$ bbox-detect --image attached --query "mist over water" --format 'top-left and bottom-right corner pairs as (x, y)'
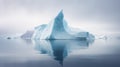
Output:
(0, 37), (120, 67)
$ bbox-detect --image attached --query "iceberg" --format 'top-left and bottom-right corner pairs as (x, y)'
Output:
(21, 30), (34, 39)
(32, 10), (94, 40)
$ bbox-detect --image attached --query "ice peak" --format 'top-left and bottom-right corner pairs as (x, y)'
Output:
(55, 10), (64, 20)
(58, 9), (63, 15)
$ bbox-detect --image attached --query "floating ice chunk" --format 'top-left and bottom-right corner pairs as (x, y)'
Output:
(21, 30), (34, 39)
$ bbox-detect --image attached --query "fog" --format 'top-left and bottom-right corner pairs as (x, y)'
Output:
(0, 0), (120, 34)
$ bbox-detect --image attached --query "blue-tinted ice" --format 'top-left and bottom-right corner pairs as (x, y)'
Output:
(32, 10), (95, 40)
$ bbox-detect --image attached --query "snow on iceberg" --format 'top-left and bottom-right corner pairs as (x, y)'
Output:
(32, 10), (95, 40)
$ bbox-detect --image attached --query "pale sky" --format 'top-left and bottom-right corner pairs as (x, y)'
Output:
(0, 0), (120, 35)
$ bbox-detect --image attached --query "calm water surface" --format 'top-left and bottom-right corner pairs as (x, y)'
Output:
(0, 37), (120, 67)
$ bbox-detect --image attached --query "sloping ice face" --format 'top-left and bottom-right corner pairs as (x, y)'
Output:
(32, 10), (95, 40)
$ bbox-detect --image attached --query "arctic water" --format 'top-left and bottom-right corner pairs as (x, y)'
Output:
(0, 36), (120, 67)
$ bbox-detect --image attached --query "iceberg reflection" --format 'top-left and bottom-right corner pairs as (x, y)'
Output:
(33, 40), (94, 65)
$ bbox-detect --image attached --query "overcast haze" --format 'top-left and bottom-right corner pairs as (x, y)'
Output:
(0, 0), (120, 35)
